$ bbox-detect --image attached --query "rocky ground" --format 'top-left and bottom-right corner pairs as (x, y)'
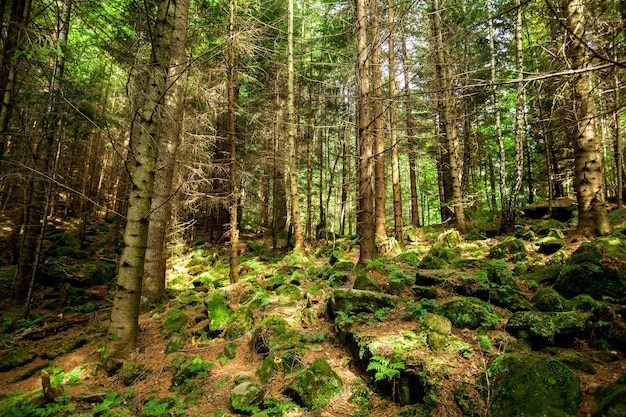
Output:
(1, 208), (626, 417)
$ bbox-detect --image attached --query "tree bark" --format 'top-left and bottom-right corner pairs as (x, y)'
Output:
(228, 0), (240, 283)
(500, 0), (525, 234)
(388, 0), (402, 242)
(107, 0), (176, 359)
(143, 0), (189, 304)
(287, 0), (304, 252)
(430, 0), (467, 233)
(401, 26), (420, 226)
(564, 0), (611, 236)
(356, 0), (376, 264)
(370, 0), (387, 245)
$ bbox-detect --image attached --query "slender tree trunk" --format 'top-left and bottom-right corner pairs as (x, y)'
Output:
(430, 0), (467, 233)
(13, 0), (69, 300)
(306, 132), (313, 239)
(107, 0), (176, 360)
(340, 121), (349, 235)
(564, 0), (611, 236)
(614, 71), (623, 208)
(356, 0), (376, 264)
(388, 0), (402, 242)
(287, 0), (304, 252)
(487, 0), (506, 216)
(500, 0), (525, 234)
(0, 0), (31, 159)
(143, 0), (189, 304)
(370, 0), (386, 245)
(228, 0), (240, 283)
(401, 26), (420, 226)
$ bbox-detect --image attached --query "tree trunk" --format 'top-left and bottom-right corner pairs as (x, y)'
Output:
(356, 0), (376, 264)
(143, 0), (189, 304)
(370, 0), (387, 245)
(228, 0), (240, 283)
(487, 0), (506, 216)
(500, 0), (525, 234)
(614, 71), (623, 208)
(13, 0), (69, 300)
(107, 0), (176, 360)
(0, 0), (31, 159)
(287, 0), (304, 253)
(430, 0), (466, 233)
(401, 26), (420, 226)
(564, 0), (611, 236)
(388, 0), (402, 242)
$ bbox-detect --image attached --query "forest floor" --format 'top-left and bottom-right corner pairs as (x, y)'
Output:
(0, 207), (625, 416)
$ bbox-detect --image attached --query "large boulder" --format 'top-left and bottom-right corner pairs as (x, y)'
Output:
(282, 358), (343, 409)
(205, 291), (233, 335)
(482, 354), (581, 417)
(329, 289), (396, 317)
(230, 381), (264, 413)
(505, 311), (592, 347)
(592, 373), (626, 417)
(438, 297), (502, 330)
(554, 237), (626, 303)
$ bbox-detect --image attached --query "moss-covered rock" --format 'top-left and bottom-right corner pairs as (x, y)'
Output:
(532, 288), (571, 312)
(554, 238), (626, 302)
(534, 236), (565, 255)
(119, 362), (148, 386)
(224, 306), (254, 340)
(541, 348), (596, 374)
(438, 297), (502, 330)
(165, 333), (186, 355)
(353, 272), (381, 292)
(251, 316), (300, 356)
(171, 356), (215, 393)
(329, 289), (397, 317)
(421, 313), (452, 351)
(592, 373), (626, 417)
(230, 381), (264, 413)
(488, 237), (528, 262)
(412, 285), (440, 299)
(282, 358), (342, 409)
(0, 347), (36, 372)
(484, 354), (581, 417)
(569, 294), (600, 311)
(256, 354), (278, 384)
(522, 264), (562, 285)
(505, 311), (592, 347)
(275, 283), (301, 301)
(162, 308), (189, 334)
(205, 292), (233, 335)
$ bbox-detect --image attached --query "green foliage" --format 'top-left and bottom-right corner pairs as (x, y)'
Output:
(403, 299), (437, 319)
(366, 355), (405, 382)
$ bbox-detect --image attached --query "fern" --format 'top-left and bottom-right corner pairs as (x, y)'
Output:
(366, 355), (405, 382)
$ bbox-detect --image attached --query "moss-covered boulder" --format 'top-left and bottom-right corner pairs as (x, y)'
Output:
(488, 237), (528, 262)
(165, 333), (186, 355)
(171, 356), (215, 393)
(282, 358), (342, 409)
(329, 289), (397, 317)
(522, 264), (562, 285)
(420, 313), (452, 351)
(532, 288), (571, 312)
(230, 381), (264, 413)
(554, 238), (626, 302)
(162, 308), (189, 335)
(275, 283), (301, 301)
(438, 297), (502, 330)
(592, 373), (626, 417)
(251, 316), (300, 356)
(541, 348), (596, 374)
(505, 311), (591, 347)
(205, 292), (232, 335)
(256, 354), (279, 384)
(419, 247), (460, 269)
(534, 236), (565, 255)
(0, 347), (36, 372)
(484, 354), (581, 417)
(224, 306), (254, 340)
(353, 272), (381, 292)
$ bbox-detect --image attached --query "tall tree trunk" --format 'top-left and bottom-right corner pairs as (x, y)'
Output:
(564, 0), (611, 236)
(13, 0), (69, 300)
(370, 0), (387, 245)
(287, 0), (304, 252)
(487, 0), (506, 216)
(107, 0), (176, 360)
(340, 120), (350, 235)
(614, 70), (623, 208)
(0, 0), (31, 159)
(388, 0), (402, 242)
(356, 0), (376, 264)
(142, 0), (189, 304)
(306, 123), (313, 239)
(401, 26), (420, 226)
(228, 0), (240, 283)
(500, 0), (525, 234)
(430, 0), (467, 233)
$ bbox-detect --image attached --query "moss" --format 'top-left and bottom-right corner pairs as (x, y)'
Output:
(162, 308), (189, 335)
(534, 236), (564, 255)
(205, 292), (232, 334)
(119, 362), (148, 386)
(256, 354), (278, 384)
(171, 356), (215, 393)
(282, 358), (343, 409)
(275, 284), (301, 301)
(0, 348), (36, 372)
(438, 297), (502, 330)
(569, 294), (600, 311)
(329, 289), (397, 317)
(230, 381), (264, 412)
(593, 378), (626, 417)
(532, 288), (571, 312)
(488, 237), (528, 262)
(505, 311), (592, 347)
(353, 272), (381, 292)
(224, 306), (254, 340)
(485, 354), (581, 417)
